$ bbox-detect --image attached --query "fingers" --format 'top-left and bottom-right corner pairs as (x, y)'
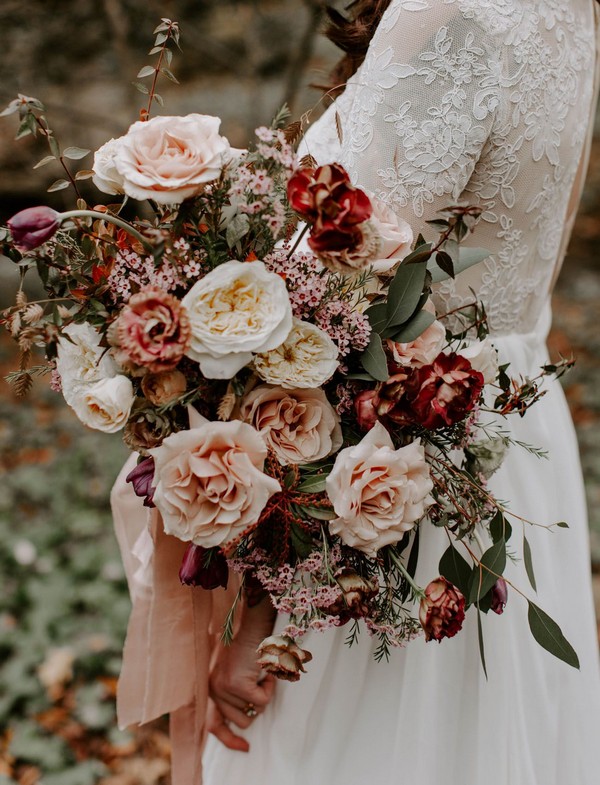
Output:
(217, 699), (255, 730)
(207, 703), (249, 753)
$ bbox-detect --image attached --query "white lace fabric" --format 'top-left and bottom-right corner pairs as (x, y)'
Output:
(301, 0), (599, 335)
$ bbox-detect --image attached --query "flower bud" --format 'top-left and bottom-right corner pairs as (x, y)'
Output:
(256, 635), (312, 682)
(125, 456), (156, 508)
(491, 577), (508, 615)
(179, 543), (228, 590)
(322, 569), (378, 621)
(419, 577), (466, 642)
(7, 206), (60, 251)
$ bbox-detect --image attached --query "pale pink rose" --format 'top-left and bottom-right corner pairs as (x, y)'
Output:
(457, 338), (498, 384)
(150, 420), (281, 549)
(108, 114), (233, 204)
(326, 422), (433, 557)
(388, 319), (446, 368)
(112, 287), (191, 374)
(238, 385), (342, 465)
(92, 137), (125, 195)
(368, 197), (414, 274)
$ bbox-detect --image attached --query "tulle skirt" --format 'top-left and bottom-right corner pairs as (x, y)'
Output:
(203, 310), (600, 785)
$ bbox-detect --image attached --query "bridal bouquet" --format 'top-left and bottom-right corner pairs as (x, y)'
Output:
(0, 21), (578, 679)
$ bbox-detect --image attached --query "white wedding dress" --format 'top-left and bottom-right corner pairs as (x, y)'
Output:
(203, 1), (600, 782)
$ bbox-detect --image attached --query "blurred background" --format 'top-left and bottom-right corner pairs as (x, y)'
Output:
(0, 2), (598, 783)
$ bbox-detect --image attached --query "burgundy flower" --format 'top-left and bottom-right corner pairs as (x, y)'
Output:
(125, 456), (156, 508)
(376, 352), (484, 430)
(287, 163), (372, 254)
(7, 206), (60, 251)
(419, 577), (466, 642)
(179, 543), (229, 590)
(491, 577), (508, 614)
(354, 389), (379, 431)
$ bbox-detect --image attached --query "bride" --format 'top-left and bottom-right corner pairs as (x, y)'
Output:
(113, 1), (600, 783)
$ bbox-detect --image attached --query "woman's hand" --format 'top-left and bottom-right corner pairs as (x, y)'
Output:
(207, 596), (277, 752)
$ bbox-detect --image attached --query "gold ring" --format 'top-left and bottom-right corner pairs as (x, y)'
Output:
(243, 702), (258, 718)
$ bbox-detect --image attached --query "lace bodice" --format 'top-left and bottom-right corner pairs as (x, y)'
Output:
(300, 0), (599, 334)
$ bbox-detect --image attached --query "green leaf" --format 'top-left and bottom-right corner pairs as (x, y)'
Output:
(75, 170), (94, 181)
(132, 81), (150, 94)
(386, 260), (428, 328)
(365, 301), (388, 333)
(154, 31), (168, 45)
(137, 65), (156, 78)
(401, 243), (433, 265)
(48, 134), (60, 158)
(439, 542), (473, 597)
(527, 601), (579, 669)
(523, 534), (537, 591)
(33, 155), (56, 169)
(489, 510), (512, 543)
(384, 308), (435, 343)
(153, 93), (164, 107)
(47, 179), (70, 193)
(429, 247), (490, 283)
(62, 146), (90, 160)
(297, 474), (328, 493)
(435, 250), (455, 278)
(226, 213), (250, 248)
(477, 609), (488, 679)
(161, 67), (179, 83)
(298, 504), (335, 521)
(468, 539), (506, 604)
(290, 521), (314, 559)
(555, 521), (569, 528)
(360, 331), (389, 381)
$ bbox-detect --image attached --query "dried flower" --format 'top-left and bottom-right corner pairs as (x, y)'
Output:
(419, 577), (466, 642)
(256, 635), (312, 681)
(123, 407), (175, 454)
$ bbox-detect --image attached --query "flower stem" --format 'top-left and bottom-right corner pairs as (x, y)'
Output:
(58, 210), (154, 251)
(286, 222), (310, 259)
(388, 548), (426, 600)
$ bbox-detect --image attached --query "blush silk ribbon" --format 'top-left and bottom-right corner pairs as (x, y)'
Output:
(111, 447), (239, 785)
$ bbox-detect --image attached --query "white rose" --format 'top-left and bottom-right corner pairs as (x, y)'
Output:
(92, 137), (125, 196)
(458, 338), (499, 384)
(56, 322), (118, 405)
(110, 114), (233, 204)
(181, 260), (293, 379)
(326, 422), (433, 558)
(71, 375), (134, 433)
(253, 317), (339, 389)
(368, 198), (414, 275)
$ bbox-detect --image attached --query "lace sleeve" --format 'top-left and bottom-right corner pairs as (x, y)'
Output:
(336, 0), (503, 231)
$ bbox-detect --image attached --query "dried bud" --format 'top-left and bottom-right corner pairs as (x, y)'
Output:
(7, 206), (60, 251)
(322, 569), (378, 621)
(256, 635), (312, 682)
(419, 577), (466, 642)
(490, 577), (508, 615)
(179, 543), (228, 590)
(123, 408), (175, 455)
(125, 456), (156, 508)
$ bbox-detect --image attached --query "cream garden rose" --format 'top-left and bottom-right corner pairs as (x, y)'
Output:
(92, 114), (233, 204)
(71, 375), (134, 433)
(181, 260), (293, 379)
(389, 319), (446, 368)
(326, 422), (433, 557)
(56, 322), (119, 406)
(254, 317), (338, 388)
(239, 385), (342, 465)
(150, 419), (281, 549)
(458, 338), (499, 384)
(368, 197), (414, 275)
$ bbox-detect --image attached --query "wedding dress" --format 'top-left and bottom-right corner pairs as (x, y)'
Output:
(201, 1), (600, 783)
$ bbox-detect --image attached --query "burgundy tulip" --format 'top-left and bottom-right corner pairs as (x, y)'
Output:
(179, 543), (229, 590)
(7, 206), (61, 251)
(491, 577), (508, 614)
(125, 456), (156, 508)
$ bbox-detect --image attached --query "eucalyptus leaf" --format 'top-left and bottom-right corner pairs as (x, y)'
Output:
(523, 534), (537, 591)
(468, 538), (506, 604)
(384, 308), (435, 343)
(489, 510), (512, 543)
(439, 542), (473, 598)
(527, 601), (580, 669)
(62, 146), (91, 160)
(297, 475), (328, 493)
(137, 65), (156, 78)
(33, 155), (56, 169)
(290, 521), (314, 559)
(429, 247), (490, 283)
(360, 331), (389, 381)
(226, 213), (250, 248)
(365, 301), (388, 334)
(477, 610), (488, 679)
(386, 260), (428, 328)
(299, 504), (335, 521)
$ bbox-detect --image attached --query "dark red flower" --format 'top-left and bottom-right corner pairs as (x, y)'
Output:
(7, 206), (60, 251)
(376, 352), (484, 430)
(491, 577), (508, 614)
(179, 543), (229, 590)
(355, 389), (379, 431)
(125, 456), (156, 508)
(419, 577), (466, 642)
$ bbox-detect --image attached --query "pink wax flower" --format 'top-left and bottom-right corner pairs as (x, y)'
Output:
(7, 206), (60, 251)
